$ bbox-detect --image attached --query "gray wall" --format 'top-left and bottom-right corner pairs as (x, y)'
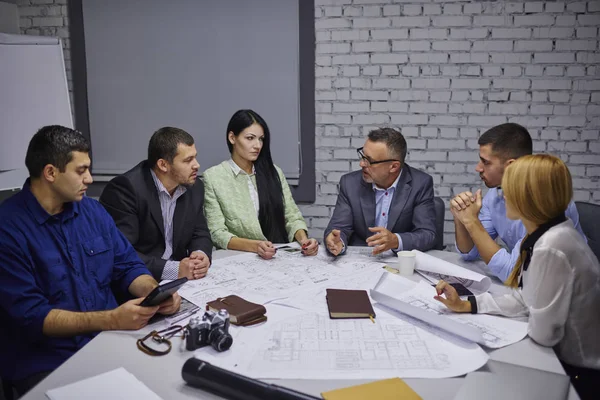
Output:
(17, 0), (600, 246)
(0, 0), (18, 34)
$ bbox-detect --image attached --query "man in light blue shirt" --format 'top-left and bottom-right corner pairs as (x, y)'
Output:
(451, 123), (586, 282)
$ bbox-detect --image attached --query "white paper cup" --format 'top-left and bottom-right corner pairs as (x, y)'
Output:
(395, 250), (416, 276)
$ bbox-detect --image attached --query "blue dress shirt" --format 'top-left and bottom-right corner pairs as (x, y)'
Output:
(373, 171), (403, 251)
(0, 181), (151, 381)
(457, 187), (586, 282)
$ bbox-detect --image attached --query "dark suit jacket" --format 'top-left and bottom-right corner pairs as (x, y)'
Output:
(324, 164), (437, 253)
(99, 161), (213, 280)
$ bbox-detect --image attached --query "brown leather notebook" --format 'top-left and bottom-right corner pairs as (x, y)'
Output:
(206, 295), (267, 326)
(326, 289), (376, 319)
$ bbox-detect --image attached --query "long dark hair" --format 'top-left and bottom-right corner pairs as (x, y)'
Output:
(226, 110), (287, 243)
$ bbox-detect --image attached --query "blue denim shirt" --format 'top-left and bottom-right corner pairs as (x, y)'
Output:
(0, 181), (151, 381)
(457, 187), (586, 282)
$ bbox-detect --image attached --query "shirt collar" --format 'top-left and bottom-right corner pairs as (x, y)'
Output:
(228, 159), (256, 176)
(372, 169), (402, 192)
(22, 179), (78, 225)
(517, 213), (567, 288)
(150, 169), (186, 198)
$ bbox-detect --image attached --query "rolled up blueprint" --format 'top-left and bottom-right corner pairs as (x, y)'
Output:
(370, 273), (528, 349)
(370, 274), (484, 345)
(414, 251), (492, 292)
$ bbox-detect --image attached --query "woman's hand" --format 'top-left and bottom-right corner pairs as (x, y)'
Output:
(300, 238), (319, 256)
(257, 241), (276, 260)
(433, 280), (472, 313)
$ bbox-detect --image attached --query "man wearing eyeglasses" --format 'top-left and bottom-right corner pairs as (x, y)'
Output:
(324, 127), (437, 256)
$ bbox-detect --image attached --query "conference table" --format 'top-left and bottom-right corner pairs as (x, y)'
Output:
(22, 249), (580, 400)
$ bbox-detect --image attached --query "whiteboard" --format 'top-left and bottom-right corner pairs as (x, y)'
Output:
(81, 0), (301, 177)
(0, 33), (73, 173)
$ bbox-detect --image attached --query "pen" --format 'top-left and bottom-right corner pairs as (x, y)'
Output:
(168, 307), (200, 325)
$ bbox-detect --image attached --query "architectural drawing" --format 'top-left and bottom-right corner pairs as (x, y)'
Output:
(178, 248), (384, 308)
(238, 312), (489, 379)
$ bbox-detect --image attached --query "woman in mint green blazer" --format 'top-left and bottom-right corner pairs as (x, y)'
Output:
(203, 109), (318, 259)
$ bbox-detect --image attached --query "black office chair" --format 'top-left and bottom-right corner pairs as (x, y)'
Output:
(433, 197), (445, 251)
(575, 201), (600, 261)
(1, 378), (15, 400)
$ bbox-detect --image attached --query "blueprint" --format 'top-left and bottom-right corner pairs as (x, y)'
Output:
(178, 247), (384, 308)
(372, 274), (528, 349)
(195, 310), (489, 379)
(272, 268), (386, 314)
(413, 251), (492, 292)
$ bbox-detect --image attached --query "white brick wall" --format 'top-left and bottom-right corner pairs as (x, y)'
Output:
(310, 0), (600, 246)
(18, 0), (600, 248)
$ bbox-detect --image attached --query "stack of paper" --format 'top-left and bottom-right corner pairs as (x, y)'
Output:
(46, 368), (162, 400)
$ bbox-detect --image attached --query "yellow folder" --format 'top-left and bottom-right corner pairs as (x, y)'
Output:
(321, 378), (422, 400)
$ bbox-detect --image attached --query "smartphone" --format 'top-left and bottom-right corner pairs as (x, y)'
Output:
(276, 245), (301, 253)
(140, 277), (188, 307)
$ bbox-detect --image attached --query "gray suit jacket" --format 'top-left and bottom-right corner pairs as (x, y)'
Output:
(324, 164), (437, 253)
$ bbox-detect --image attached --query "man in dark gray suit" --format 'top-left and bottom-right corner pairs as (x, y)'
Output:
(324, 128), (436, 256)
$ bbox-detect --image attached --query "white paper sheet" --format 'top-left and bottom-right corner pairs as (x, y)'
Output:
(46, 367), (162, 400)
(195, 310), (489, 380)
(413, 250), (492, 292)
(178, 247), (384, 308)
(371, 274), (528, 349)
(272, 268), (387, 314)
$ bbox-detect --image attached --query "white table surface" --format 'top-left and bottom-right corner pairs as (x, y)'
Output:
(21, 249), (579, 400)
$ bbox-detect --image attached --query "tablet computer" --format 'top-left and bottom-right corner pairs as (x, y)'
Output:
(140, 277), (188, 307)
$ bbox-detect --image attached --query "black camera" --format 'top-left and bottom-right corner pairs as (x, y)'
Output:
(185, 309), (233, 352)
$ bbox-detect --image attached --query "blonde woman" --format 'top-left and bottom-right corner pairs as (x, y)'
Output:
(434, 154), (599, 399)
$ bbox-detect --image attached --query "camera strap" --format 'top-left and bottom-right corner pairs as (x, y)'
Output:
(136, 324), (185, 356)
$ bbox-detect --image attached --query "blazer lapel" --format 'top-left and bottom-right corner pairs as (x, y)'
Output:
(143, 166), (165, 238)
(386, 166), (412, 230)
(360, 179), (376, 229)
(172, 195), (186, 253)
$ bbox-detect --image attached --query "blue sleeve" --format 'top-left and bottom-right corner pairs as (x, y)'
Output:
(456, 191), (499, 261)
(0, 228), (54, 344)
(566, 201), (588, 243)
(100, 206), (152, 295)
(487, 237), (524, 282)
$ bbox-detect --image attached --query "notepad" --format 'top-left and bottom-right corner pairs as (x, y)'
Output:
(46, 367), (163, 400)
(326, 289), (375, 319)
(322, 378), (422, 400)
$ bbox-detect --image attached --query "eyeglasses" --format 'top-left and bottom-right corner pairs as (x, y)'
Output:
(356, 147), (400, 167)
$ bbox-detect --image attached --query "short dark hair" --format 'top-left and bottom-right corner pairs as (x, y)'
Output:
(478, 123), (532, 160)
(25, 125), (90, 179)
(367, 127), (407, 164)
(148, 127), (194, 167)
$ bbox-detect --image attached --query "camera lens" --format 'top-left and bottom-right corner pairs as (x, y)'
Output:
(208, 328), (233, 352)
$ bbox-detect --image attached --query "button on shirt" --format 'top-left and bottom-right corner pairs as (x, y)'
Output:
(150, 171), (209, 280)
(457, 187), (586, 282)
(228, 159), (259, 216)
(0, 181), (150, 381)
(373, 171), (403, 251)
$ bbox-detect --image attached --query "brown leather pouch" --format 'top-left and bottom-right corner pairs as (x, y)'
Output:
(206, 295), (267, 326)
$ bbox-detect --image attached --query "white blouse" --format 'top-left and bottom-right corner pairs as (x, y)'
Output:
(475, 220), (600, 370)
(228, 159), (259, 216)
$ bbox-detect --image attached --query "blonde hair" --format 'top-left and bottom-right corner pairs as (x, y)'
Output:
(503, 154), (573, 287)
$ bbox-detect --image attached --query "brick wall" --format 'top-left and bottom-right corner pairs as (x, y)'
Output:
(309, 0), (600, 245)
(17, 0), (600, 247)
